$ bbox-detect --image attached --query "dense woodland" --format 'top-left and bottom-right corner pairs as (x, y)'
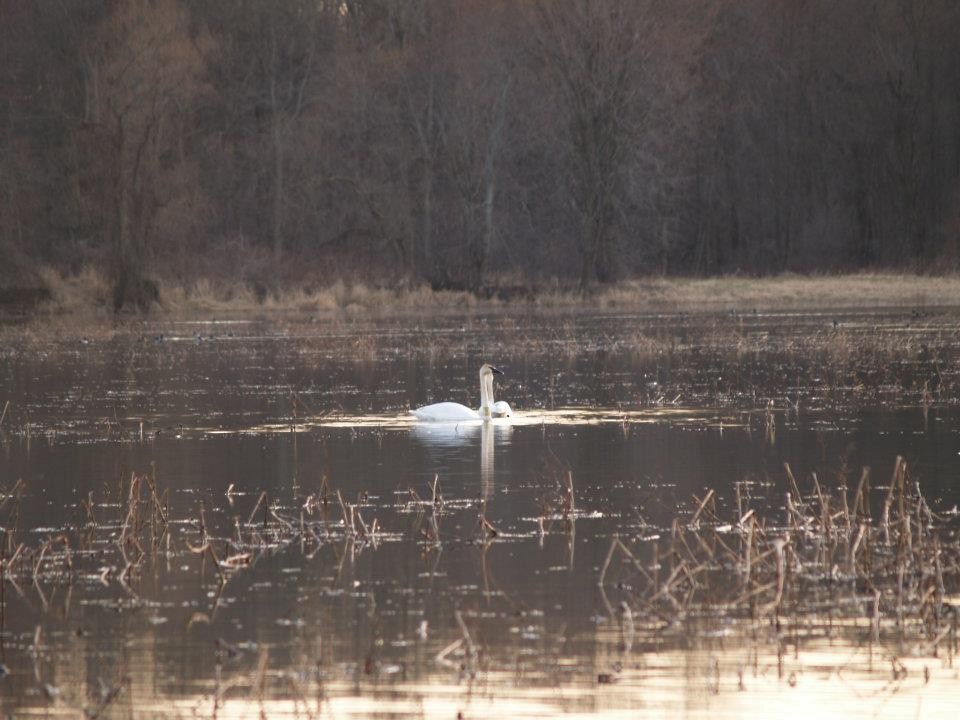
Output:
(2, 1), (960, 307)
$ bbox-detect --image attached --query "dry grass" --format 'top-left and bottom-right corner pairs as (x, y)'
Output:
(18, 267), (960, 321)
(36, 267), (113, 317)
(32, 269), (479, 317)
(580, 273), (960, 310)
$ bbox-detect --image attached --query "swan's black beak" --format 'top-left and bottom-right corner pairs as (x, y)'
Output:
(491, 366), (504, 375)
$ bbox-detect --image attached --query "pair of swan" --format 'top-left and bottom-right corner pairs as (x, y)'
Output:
(412, 364), (512, 421)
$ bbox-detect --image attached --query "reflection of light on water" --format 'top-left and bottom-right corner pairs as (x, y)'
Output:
(481, 421), (493, 493)
(167, 319), (255, 325)
(207, 407), (742, 436)
(410, 420), (481, 446)
(151, 636), (957, 719)
(409, 419), (513, 446)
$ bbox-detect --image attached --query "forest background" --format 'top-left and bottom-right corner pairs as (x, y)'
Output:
(2, 1), (959, 310)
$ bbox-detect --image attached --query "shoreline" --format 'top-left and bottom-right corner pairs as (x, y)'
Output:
(2, 271), (960, 324)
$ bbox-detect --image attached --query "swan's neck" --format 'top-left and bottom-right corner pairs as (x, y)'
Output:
(479, 370), (494, 417)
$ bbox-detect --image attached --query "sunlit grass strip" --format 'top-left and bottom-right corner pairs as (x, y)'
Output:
(21, 267), (960, 318)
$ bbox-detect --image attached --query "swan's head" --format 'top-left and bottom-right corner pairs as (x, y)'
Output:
(479, 363), (504, 379)
(491, 400), (512, 417)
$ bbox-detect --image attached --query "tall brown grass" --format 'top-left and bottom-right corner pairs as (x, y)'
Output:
(23, 267), (960, 319)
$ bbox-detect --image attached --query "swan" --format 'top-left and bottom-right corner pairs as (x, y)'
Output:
(412, 364), (510, 421)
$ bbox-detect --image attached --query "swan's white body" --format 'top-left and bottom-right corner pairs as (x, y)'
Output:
(412, 364), (511, 421)
(411, 401), (480, 421)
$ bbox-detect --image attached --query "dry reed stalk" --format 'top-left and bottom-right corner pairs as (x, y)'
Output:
(83, 491), (96, 526)
(270, 509), (294, 532)
(7, 542), (24, 570)
(354, 508), (369, 539)
(142, 474), (168, 526)
(478, 501), (499, 540)
(811, 472), (832, 543)
(651, 561), (687, 603)
(253, 647), (269, 703)
(840, 477), (851, 536)
(881, 456), (904, 544)
(427, 506), (440, 543)
(764, 403), (776, 444)
(118, 474), (141, 548)
(335, 490), (352, 533)
(32, 539), (50, 579)
(246, 492), (268, 526)
(871, 588), (881, 642)
(565, 471), (576, 517)
(784, 463), (802, 504)
(0, 400), (9, 428)
(785, 492), (801, 533)
(189, 542), (226, 584)
(434, 638), (464, 668)
(690, 489), (715, 526)
(454, 611), (476, 663)
(743, 518), (755, 588)
(56, 535), (73, 575)
(849, 523), (867, 572)
(407, 487), (424, 509)
(619, 601), (635, 653)
(197, 502), (208, 546)
(762, 538), (788, 615)
(598, 538), (619, 587)
(0, 479), (25, 514)
(221, 552), (251, 568)
(318, 475), (332, 506)
(858, 467), (872, 519)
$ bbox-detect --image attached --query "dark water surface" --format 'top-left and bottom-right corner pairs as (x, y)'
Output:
(2, 309), (960, 718)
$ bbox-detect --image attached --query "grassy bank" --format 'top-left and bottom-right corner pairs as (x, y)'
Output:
(10, 268), (960, 320)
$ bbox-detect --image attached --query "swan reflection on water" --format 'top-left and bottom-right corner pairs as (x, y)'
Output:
(410, 420), (512, 497)
(409, 418), (512, 447)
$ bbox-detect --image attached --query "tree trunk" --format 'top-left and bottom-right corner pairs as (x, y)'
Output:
(270, 32), (285, 269)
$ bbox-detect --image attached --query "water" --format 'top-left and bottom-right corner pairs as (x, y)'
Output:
(2, 309), (960, 718)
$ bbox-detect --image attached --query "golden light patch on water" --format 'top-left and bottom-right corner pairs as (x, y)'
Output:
(204, 407), (743, 436)
(120, 638), (959, 720)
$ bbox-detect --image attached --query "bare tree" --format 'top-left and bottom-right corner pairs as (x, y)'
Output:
(79, 0), (209, 308)
(533, 0), (650, 288)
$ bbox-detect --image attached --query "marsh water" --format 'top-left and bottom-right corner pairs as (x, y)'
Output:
(2, 309), (960, 718)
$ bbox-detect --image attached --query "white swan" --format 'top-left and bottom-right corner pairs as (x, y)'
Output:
(412, 364), (510, 421)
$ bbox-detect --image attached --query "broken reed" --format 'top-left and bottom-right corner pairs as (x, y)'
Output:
(0, 465), (387, 593)
(600, 457), (959, 653)
(0, 469), (174, 590)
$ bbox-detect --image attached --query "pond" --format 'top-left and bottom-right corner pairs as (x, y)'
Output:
(1, 308), (959, 718)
